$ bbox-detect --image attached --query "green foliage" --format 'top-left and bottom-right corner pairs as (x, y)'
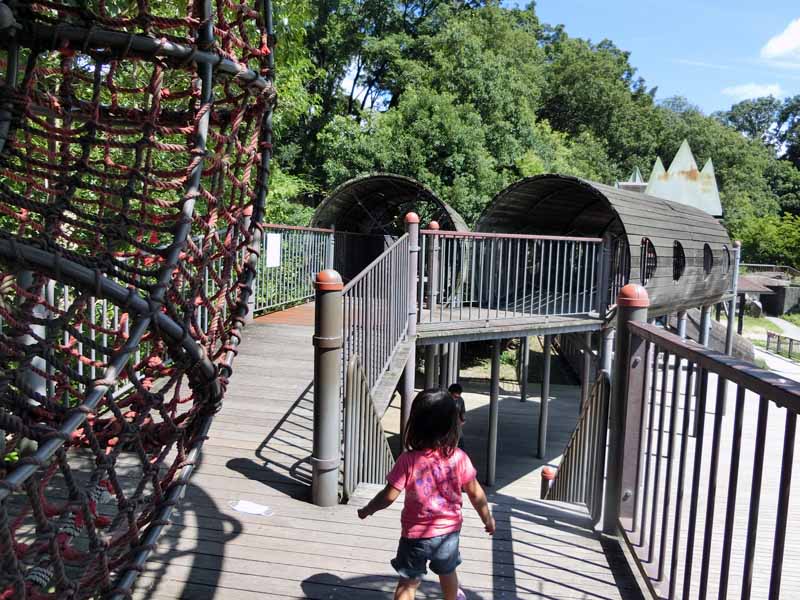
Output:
(733, 213), (800, 268)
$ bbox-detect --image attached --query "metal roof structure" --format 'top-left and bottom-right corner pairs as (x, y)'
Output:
(644, 140), (723, 217)
(311, 173), (468, 235)
(476, 174), (732, 316)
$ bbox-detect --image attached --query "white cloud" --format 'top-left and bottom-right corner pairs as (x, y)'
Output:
(761, 18), (800, 66)
(721, 83), (783, 101)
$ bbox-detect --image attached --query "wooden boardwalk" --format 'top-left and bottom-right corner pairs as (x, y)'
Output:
(132, 304), (643, 599)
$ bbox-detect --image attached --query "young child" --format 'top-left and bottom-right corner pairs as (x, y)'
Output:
(357, 389), (495, 600)
(448, 383), (466, 450)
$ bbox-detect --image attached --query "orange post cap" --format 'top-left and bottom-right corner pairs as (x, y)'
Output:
(405, 212), (420, 224)
(617, 283), (649, 308)
(541, 466), (557, 481)
(428, 221), (440, 231)
(315, 269), (343, 291)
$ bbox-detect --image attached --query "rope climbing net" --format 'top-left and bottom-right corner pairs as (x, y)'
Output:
(0, 0), (274, 596)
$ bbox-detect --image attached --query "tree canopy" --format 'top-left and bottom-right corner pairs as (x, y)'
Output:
(270, 0), (800, 266)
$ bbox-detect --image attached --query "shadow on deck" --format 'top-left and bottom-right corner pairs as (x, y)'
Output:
(132, 304), (643, 599)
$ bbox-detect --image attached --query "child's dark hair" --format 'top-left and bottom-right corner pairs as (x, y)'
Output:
(448, 383), (463, 395)
(404, 389), (460, 456)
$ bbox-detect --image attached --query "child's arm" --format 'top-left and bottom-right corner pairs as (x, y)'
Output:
(464, 478), (496, 535)
(357, 484), (401, 519)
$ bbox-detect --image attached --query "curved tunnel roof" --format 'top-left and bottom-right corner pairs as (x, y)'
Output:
(311, 173), (468, 235)
(477, 174), (732, 315)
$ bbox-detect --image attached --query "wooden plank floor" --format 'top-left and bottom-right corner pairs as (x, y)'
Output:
(132, 307), (644, 599)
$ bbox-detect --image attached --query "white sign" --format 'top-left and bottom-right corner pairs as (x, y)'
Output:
(266, 233), (282, 267)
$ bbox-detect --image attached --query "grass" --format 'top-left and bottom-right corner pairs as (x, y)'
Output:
(783, 313), (800, 328)
(718, 315), (782, 340)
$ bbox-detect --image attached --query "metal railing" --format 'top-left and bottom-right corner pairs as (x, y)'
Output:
(766, 330), (800, 360)
(740, 263), (800, 281)
(342, 234), (410, 394)
(544, 372), (610, 524)
(617, 320), (799, 599)
(252, 224), (334, 314)
(342, 355), (396, 500)
(418, 230), (604, 325)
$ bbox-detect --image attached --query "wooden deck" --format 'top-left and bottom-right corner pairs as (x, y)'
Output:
(132, 305), (644, 599)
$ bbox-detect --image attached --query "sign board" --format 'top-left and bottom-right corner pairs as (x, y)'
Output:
(265, 233), (282, 267)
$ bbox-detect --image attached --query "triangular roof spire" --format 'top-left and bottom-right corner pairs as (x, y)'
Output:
(648, 156), (666, 181)
(628, 166), (644, 183)
(667, 139), (699, 174)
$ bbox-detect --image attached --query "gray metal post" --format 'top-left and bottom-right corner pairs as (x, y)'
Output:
(581, 331), (592, 408)
(451, 342), (459, 384)
(600, 326), (614, 375)
(737, 293), (745, 335)
(424, 345), (437, 388)
(402, 213), (420, 433)
(603, 284), (649, 534)
(242, 206), (256, 323)
(520, 336), (529, 402)
(427, 220), (440, 317)
(438, 343), (450, 388)
(538, 334), (552, 459)
(312, 269), (344, 507)
(677, 310), (688, 339)
(487, 339), (501, 486)
(724, 241), (741, 357)
(326, 227), (335, 270)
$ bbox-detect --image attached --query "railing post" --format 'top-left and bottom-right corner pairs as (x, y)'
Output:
(326, 226), (335, 270)
(241, 206), (256, 323)
(603, 284), (649, 534)
(520, 336), (529, 402)
(424, 221), (440, 389)
(402, 213), (420, 435)
(312, 269), (343, 507)
(724, 240), (740, 357)
(597, 237), (612, 315)
(581, 331), (592, 409)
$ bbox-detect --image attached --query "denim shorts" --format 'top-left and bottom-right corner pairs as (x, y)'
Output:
(391, 531), (462, 579)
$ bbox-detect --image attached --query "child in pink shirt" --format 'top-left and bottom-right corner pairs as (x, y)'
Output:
(357, 389), (496, 600)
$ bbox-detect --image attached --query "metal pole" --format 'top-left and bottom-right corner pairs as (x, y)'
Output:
(402, 213), (420, 434)
(439, 343), (449, 388)
(312, 269), (344, 507)
(581, 331), (592, 409)
(428, 221), (440, 319)
(603, 284), (649, 534)
(600, 326), (614, 375)
(538, 334), (552, 459)
(424, 345), (437, 388)
(326, 226), (335, 270)
(677, 310), (688, 339)
(724, 241), (741, 357)
(242, 206), (256, 323)
(487, 339), (501, 486)
(737, 293), (745, 336)
(520, 336), (529, 402)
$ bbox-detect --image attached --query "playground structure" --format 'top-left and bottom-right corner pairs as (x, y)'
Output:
(0, 2), (797, 597)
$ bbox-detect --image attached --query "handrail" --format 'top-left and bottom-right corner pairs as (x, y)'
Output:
(766, 330), (799, 360)
(618, 319), (799, 598)
(629, 321), (800, 409)
(342, 355), (396, 500)
(343, 233), (409, 292)
(263, 223), (335, 234)
(544, 372), (610, 525)
(421, 229), (603, 243)
(740, 263), (800, 278)
(342, 234), (410, 394)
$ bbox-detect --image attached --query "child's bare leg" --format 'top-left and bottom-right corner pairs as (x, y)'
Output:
(394, 578), (420, 600)
(439, 571), (459, 600)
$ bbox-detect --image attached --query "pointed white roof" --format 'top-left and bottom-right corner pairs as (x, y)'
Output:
(644, 140), (722, 217)
(628, 166), (644, 183)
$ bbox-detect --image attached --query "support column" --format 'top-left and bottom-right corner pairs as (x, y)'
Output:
(581, 331), (592, 409)
(603, 284), (649, 534)
(600, 327), (615, 375)
(677, 310), (688, 339)
(486, 339), (501, 486)
(242, 206), (256, 323)
(724, 242), (741, 357)
(438, 343), (450, 388)
(312, 270), (344, 507)
(538, 334), (552, 459)
(424, 345), (437, 388)
(402, 213), (420, 433)
(450, 342), (459, 384)
(520, 336), (529, 402)
(737, 293), (745, 336)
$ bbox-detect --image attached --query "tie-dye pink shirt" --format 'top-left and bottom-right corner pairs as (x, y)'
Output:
(387, 448), (477, 539)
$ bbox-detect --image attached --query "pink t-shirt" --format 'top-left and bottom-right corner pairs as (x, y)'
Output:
(386, 448), (477, 539)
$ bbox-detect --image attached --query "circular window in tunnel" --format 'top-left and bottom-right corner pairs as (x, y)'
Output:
(673, 241), (686, 281)
(722, 245), (731, 274)
(640, 238), (657, 285)
(703, 243), (714, 277)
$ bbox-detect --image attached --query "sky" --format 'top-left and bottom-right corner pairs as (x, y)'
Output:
(529, 1), (800, 114)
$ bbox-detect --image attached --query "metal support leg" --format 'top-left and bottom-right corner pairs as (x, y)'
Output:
(520, 336), (529, 402)
(487, 339), (501, 486)
(538, 334), (552, 459)
(581, 331), (592, 409)
(438, 343), (449, 388)
(424, 345), (437, 388)
(312, 270), (344, 507)
(402, 214), (420, 433)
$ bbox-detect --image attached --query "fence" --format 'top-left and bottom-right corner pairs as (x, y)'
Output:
(544, 372), (610, 524)
(342, 356), (396, 500)
(342, 234), (410, 394)
(614, 319), (799, 599)
(417, 230), (604, 325)
(766, 330), (800, 360)
(740, 263), (800, 281)
(252, 224), (334, 314)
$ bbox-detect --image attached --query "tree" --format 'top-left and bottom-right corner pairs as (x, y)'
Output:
(715, 96), (781, 146)
(778, 95), (800, 168)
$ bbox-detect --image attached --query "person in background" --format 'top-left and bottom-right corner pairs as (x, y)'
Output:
(357, 389), (495, 600)
(448, 383), (466, 450)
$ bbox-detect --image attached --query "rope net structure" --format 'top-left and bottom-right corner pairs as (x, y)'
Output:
(0, 0), (275, 597)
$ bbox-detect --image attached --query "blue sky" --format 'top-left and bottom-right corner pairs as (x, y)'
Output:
(529, 1), (800, 113)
